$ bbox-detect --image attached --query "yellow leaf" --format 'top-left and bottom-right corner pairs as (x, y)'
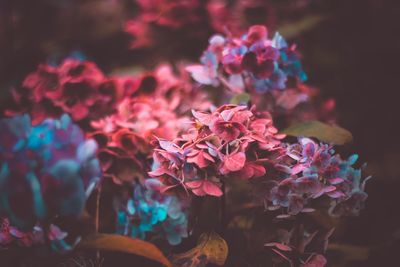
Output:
(78, 234), (172, 267)
(172, 232), (228, 266)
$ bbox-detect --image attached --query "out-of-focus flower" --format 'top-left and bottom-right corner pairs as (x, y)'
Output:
(124, 0), (204, 48)
(0, 218), (74, 253)
(4, 59), (128, 124)
(90, 64), (211, 184)
(0, 114), (101, 230)
(207, 0), (276, 35)
(91, 95), (189, 184)
(149, 104), (285, 197)
(135, 0), (201, 29)
(116, 183), (188, 245)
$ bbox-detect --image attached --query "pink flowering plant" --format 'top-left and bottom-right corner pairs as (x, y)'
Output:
(148, 104), (285, 197)
(0, 4), (371, 265)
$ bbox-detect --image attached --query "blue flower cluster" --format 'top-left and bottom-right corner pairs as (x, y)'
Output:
(0, 114), (101, 230)
(116, 183), (188, 245)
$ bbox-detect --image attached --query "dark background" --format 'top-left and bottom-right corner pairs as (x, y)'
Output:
(1, 0), (400, 266)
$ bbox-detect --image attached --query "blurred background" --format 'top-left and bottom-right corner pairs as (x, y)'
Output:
(1, 0), (400, 265)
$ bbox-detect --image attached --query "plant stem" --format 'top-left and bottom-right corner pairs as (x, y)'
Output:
(95, 182), (102, 263)
(220, 180), (226, 232)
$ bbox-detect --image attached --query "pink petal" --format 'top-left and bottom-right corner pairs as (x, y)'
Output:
(158, 140), (182, 153)
(192, 187), (206, 196)
(185, 65), (216, 85)
(203, 180), (223, 197)
(185, 180), (203, 189)
(148, 167), (167, 177)
(327, 190), (346, 198)
(264, 242), (292, 251)
(192, 110), (214, 126)
(328, 177), (344, 185)
(224, 152), (246, 172)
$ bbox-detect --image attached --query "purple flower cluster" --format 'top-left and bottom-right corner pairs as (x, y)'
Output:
(186, 25), (307, 94)
(264, 138), (370, 217)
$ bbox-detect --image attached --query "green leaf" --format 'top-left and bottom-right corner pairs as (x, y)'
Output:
(230, 93), (250, 105)
(78, 234), (172, 267)
(277, 15), (327, 39)
(281, 121), (353, 145)
(172, 232), (228, 267)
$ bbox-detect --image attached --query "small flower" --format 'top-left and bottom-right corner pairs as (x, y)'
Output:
(244, 25), (268, 46)
(222, 46), (247, 74)
(116, 183), (188, 245)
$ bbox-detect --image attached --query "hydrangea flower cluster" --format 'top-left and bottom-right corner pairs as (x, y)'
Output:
(116, 183), (188, 245)
(90, 95), (188, 184)
(149, 104), (285, 196)
(263, 137), (370, 217)
(89, 64), (209, 184)
(184, 24), (336, 127)
(137, 64), (211, 114)
(125, 0), (203, 48)
(148, 104), (369, 220)
(186, 25), (307, 93)
(124, 0), (313, 50)
(206, 0), (276, 35)
(0, 114), (101, 231)
(4, 59), (133, 124)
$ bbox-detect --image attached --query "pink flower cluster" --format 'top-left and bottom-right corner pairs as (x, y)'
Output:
(124, 0), (309, 49)
(89, 64), (210, 184)
(90, 96), (188, 184)
(5, 59), (133, 124)
(125, 0), (203, 48)
(148, 104), (369, 220)
(148, 104), (285, 196)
